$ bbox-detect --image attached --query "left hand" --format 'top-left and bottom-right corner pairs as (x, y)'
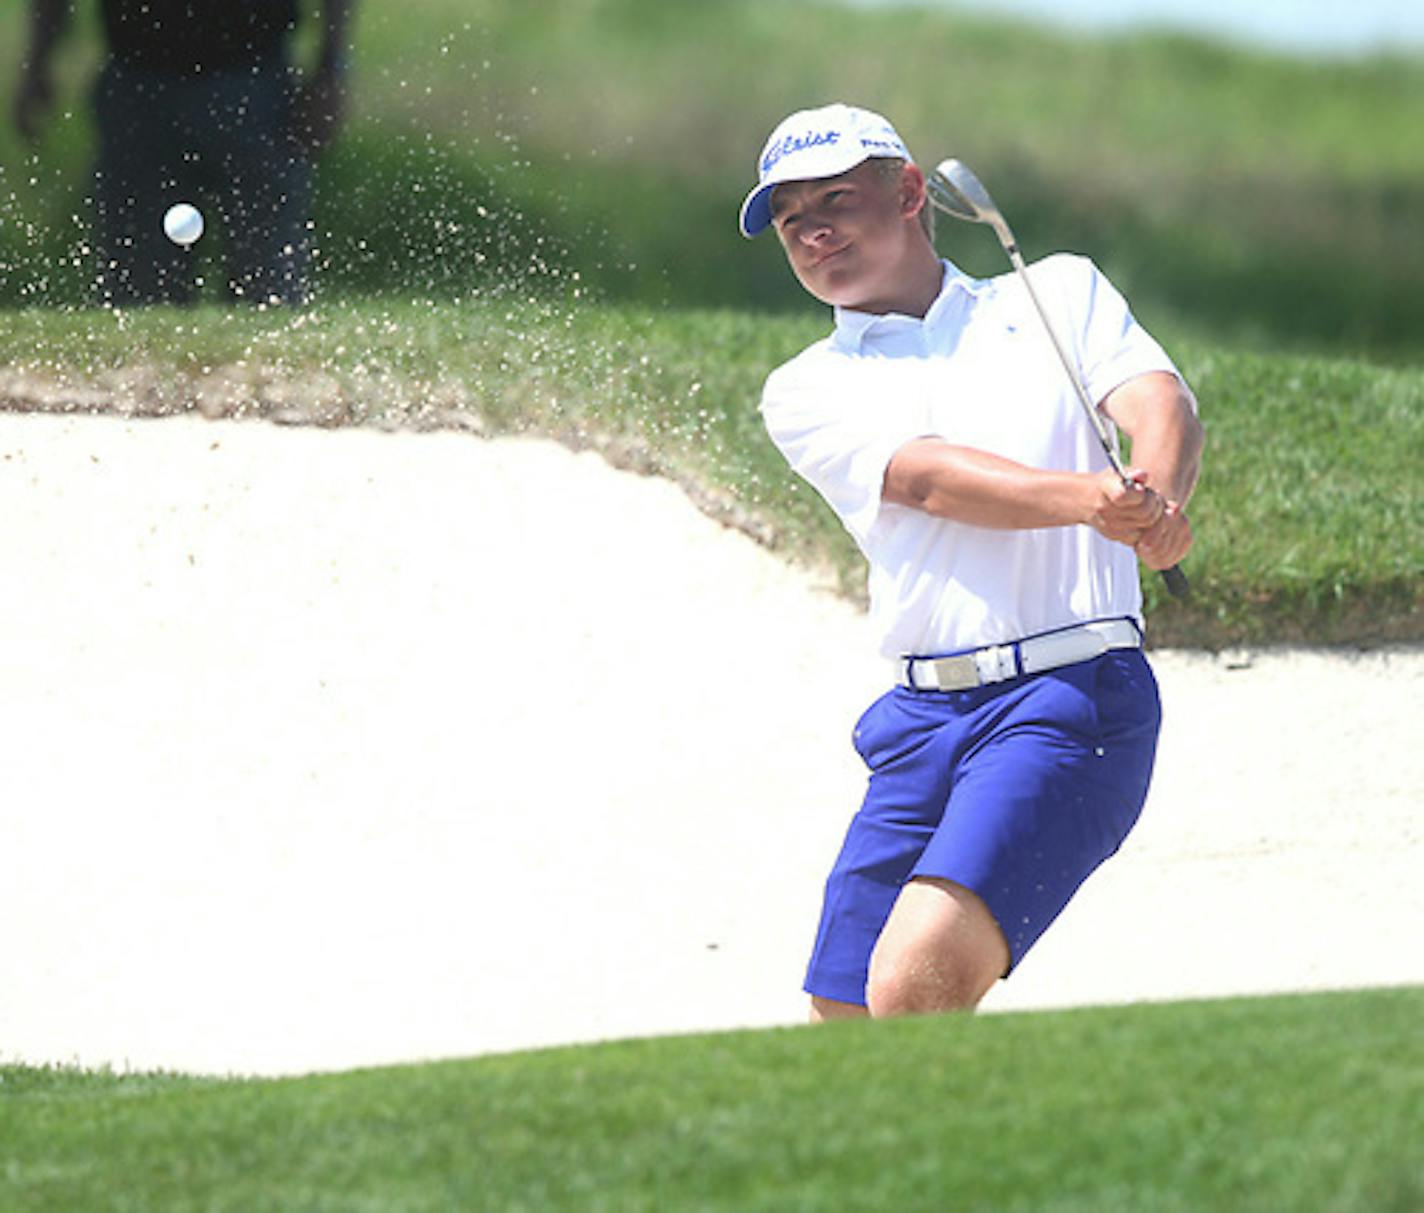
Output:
(1135, 499), (1194, 570)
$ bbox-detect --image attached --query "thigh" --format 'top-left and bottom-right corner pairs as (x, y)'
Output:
(868, 875), (1009, 1012)
(914, 652), (1161, 970)
(802, 690), (969, 1006)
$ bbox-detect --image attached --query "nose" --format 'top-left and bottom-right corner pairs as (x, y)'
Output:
(797, 215), (833, 247)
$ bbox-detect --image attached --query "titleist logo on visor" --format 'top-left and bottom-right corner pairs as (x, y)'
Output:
(761, 130), (906, 176)
(761, 129), (841, 174)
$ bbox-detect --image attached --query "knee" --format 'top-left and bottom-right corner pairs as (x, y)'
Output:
(865, 955), (990, 1018)
(864, 877), (1009, 1017)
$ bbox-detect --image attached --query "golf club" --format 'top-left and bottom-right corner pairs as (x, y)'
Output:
(927, 158), (1190, 599)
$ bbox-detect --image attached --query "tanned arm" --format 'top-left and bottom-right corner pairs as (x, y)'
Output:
(1100, 370), (1204, 570)
(881, 369), (1203, 562)
(883, 440), (1168, 549)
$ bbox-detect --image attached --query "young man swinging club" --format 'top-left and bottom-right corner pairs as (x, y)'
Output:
(740, 104), (1204, 1021)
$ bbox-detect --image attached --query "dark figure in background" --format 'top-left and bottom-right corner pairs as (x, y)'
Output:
(13, 0), (357, 305)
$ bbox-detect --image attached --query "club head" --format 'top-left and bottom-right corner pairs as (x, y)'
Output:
(927, 159), (987, 221)
(927, 158), (1016, 250)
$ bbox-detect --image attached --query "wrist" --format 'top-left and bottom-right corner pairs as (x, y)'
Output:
(1070, 472), (1105, 528)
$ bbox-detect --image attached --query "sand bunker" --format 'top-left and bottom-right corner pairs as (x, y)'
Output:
(2, 411), (1419, 1076)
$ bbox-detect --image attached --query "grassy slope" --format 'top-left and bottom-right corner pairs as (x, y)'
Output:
(2, 1), (1423, 359)
(326, 0), (1424, 359)
(2, 0), (1422, 643)
(3, 300), (1420, 646)
(3, 988), (1422, 1211)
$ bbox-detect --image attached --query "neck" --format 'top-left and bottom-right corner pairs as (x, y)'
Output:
(894, 246), (946, 318)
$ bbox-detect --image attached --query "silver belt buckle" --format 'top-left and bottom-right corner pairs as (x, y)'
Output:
(917, 653), (979, 692)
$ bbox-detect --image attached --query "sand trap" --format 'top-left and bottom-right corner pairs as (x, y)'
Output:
(2, 411), (1420, 1077)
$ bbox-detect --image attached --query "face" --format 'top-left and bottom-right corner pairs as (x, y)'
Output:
(770, 159), (928, 313)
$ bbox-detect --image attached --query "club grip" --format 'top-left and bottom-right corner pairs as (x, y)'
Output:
(1159, 564), (1190, 599)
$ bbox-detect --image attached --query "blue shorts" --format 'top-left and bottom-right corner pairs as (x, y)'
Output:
(804, 649), (1161, 1005)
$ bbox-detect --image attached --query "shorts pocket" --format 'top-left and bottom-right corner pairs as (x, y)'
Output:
(851, 691), (894, 766)
(1093, 651), (1162, 745)
(1036, 662), (1103, 744)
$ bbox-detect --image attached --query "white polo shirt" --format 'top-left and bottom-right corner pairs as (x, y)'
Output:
(760, 254), (1186, 658)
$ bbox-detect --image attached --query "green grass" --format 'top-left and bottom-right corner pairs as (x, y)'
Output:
(2, 0), (1423, 358)
(3, 297), (1420, 646)
(2, 9), (1421, 1198)
(3, 987), (1421, 1211)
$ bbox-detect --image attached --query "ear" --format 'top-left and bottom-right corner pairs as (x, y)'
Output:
(900, 163), (928, 221)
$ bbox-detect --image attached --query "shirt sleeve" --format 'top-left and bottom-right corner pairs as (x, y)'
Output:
(1040, 254), (1184, 407)
(760, 349), (929, 551)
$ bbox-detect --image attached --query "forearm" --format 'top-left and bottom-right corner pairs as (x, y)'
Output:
(1105, 373), (1204, 506)
(1126, 412), (1201, 508)
(884, 439), (1095, 530)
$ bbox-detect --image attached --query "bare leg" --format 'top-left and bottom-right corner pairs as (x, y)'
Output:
(865, 876), (1009, 1016)
(809, 995), (870, 1023)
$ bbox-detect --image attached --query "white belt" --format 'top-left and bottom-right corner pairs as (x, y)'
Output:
(898, 619), (1142, 693)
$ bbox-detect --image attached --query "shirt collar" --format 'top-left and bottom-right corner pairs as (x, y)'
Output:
(831, 260), (987, 352)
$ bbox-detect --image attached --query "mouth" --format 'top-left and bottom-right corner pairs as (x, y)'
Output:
(811, 243), (851, 269)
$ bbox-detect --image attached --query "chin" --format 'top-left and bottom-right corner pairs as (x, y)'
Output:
(798, 268), (867, 310)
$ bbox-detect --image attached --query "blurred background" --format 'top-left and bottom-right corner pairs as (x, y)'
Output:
(2, 0), (1421, 359)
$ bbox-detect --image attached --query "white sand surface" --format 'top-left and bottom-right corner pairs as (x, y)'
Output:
(2, 411), (1420, 1077)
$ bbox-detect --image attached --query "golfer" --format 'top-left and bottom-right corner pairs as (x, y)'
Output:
(740, 104), (1203, 1021)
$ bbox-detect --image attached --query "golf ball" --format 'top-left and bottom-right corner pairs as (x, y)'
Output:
(163, 203), (204, 246)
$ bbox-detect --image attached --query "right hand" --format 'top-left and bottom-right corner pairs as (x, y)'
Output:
(1084, 467), (1166, 547)
(13, 68), (54, 142)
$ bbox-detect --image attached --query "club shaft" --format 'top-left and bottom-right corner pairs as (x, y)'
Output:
(975, 210), (1191, 599)
(1003, 247), (1127, 478)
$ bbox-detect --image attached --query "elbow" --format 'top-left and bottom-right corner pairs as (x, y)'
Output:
(883, 445), (939, 515)
(883, 475), (934, 516)
(1181, 385), (1206, 449)
(884, 461), (952, 517)
(1177, 412), (1206, 502)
